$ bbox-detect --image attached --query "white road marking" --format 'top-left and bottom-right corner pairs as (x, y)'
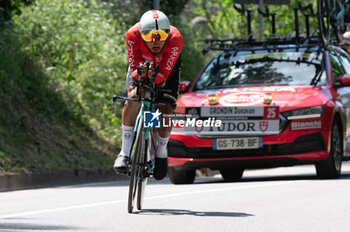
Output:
(0, 181), (303, 219)
(0, 200), (126, 219)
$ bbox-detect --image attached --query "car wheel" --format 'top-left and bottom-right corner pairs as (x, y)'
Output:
(316, 121), (343, 179)
(168, 167), (195, 184)
(219, 168), (244, 181)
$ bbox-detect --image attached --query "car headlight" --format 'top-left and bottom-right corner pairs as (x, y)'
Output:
(282, 106), (323, 120)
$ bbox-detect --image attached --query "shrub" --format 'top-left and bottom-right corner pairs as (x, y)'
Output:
(14, 0), (128, 144)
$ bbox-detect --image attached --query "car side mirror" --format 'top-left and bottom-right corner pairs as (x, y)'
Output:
(179, 81), (191, 93)
(338, 74), (350, 85)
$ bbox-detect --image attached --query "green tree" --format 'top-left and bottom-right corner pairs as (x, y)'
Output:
(188, 0), (317, 40)
(0, 0), (35, 22)
(112, 0), (190, 26)
(14, 0), (128, 143)
(135, 0), (190, 16)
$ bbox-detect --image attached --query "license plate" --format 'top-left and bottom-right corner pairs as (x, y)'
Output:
(213, 137), (262, 150)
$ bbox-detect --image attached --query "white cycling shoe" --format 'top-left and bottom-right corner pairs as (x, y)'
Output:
(113, 154), (129, 174)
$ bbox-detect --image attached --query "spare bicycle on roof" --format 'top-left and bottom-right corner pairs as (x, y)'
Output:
(317, 0), (350, 48)
(205, 0), (350, 51)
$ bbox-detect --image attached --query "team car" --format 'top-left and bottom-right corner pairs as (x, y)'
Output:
(167, 37), (350, 184)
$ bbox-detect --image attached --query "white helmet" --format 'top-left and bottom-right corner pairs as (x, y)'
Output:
(139, 10), (170, 33)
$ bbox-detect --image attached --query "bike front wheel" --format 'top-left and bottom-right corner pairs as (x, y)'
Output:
(137, 173), (148, 210)
(128, 116), (145, 213)
(137, 131), (152, 210)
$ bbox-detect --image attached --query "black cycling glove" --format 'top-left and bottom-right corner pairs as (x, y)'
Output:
(137, 61), (149, 77)
(150, 62), (159, 79)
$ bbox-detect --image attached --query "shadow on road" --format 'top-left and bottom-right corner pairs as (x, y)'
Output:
(194, 171), (350, 185)
(135, 209), (254, 217)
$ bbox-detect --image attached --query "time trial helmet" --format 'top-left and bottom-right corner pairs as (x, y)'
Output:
(139, 10), (170, 42)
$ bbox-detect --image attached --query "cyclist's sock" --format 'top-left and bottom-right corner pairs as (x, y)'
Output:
(156, 135), (169, 158)
(120, 125), (134, 157)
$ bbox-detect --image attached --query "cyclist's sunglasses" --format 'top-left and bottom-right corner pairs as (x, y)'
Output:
(141, 29), (169, 42)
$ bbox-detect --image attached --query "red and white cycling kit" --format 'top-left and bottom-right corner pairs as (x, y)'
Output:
(126, 23), (184, 85)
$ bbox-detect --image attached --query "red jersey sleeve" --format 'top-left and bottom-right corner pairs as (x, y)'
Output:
(155, 26), (184, 84)
(126, 24), (143, 81)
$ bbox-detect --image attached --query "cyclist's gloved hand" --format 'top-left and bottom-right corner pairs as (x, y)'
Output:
(148, 62), (159, 79)
(137, 61), (149, 78)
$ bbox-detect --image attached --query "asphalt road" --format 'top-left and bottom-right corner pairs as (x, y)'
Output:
(1, 162), (350, 232)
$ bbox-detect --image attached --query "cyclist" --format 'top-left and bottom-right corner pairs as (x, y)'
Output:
(113, 10), (183, 180)
(342, 31), (350, 54)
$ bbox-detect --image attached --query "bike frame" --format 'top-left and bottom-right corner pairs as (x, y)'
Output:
(133, 100), (151, 145)
(113, 76), (173, 213)
(113, 81), (160, 213)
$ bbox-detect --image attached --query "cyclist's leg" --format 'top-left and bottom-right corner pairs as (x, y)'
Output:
(153, 55), (181, 180)
(114, 67), (141, 173)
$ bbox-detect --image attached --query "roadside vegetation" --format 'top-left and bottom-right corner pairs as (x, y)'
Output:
(0, 0), (316, 174)
(0, 20), (116, 173)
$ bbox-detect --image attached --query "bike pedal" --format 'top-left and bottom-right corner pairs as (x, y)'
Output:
(114, 167), (128, 175)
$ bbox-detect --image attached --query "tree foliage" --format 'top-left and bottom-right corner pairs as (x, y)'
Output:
(0, 18), (115, 173)
(14, 0), (128, 143)
(189, 0), (317, 40)
(0, 0), (35, 22)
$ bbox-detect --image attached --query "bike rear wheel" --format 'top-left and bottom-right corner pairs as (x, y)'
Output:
(128, 116), (145, 213)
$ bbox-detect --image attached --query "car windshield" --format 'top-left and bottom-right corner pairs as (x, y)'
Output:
(194, 51), (327, 90)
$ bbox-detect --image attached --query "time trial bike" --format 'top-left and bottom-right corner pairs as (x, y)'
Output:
(113, 76), (169, 213)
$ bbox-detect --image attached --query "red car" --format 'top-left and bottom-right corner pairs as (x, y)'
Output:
(168, 38), (350, 184)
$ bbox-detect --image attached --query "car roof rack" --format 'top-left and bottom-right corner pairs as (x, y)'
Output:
(201, 1), (346, 54)
(202, 36), (322, 55)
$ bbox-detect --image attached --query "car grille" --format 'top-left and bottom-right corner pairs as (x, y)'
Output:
(168, 132), (326, 159)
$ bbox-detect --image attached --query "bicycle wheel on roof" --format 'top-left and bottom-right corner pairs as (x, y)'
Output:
(317, 0), (346, 47)
(345, 0), (350, 26)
